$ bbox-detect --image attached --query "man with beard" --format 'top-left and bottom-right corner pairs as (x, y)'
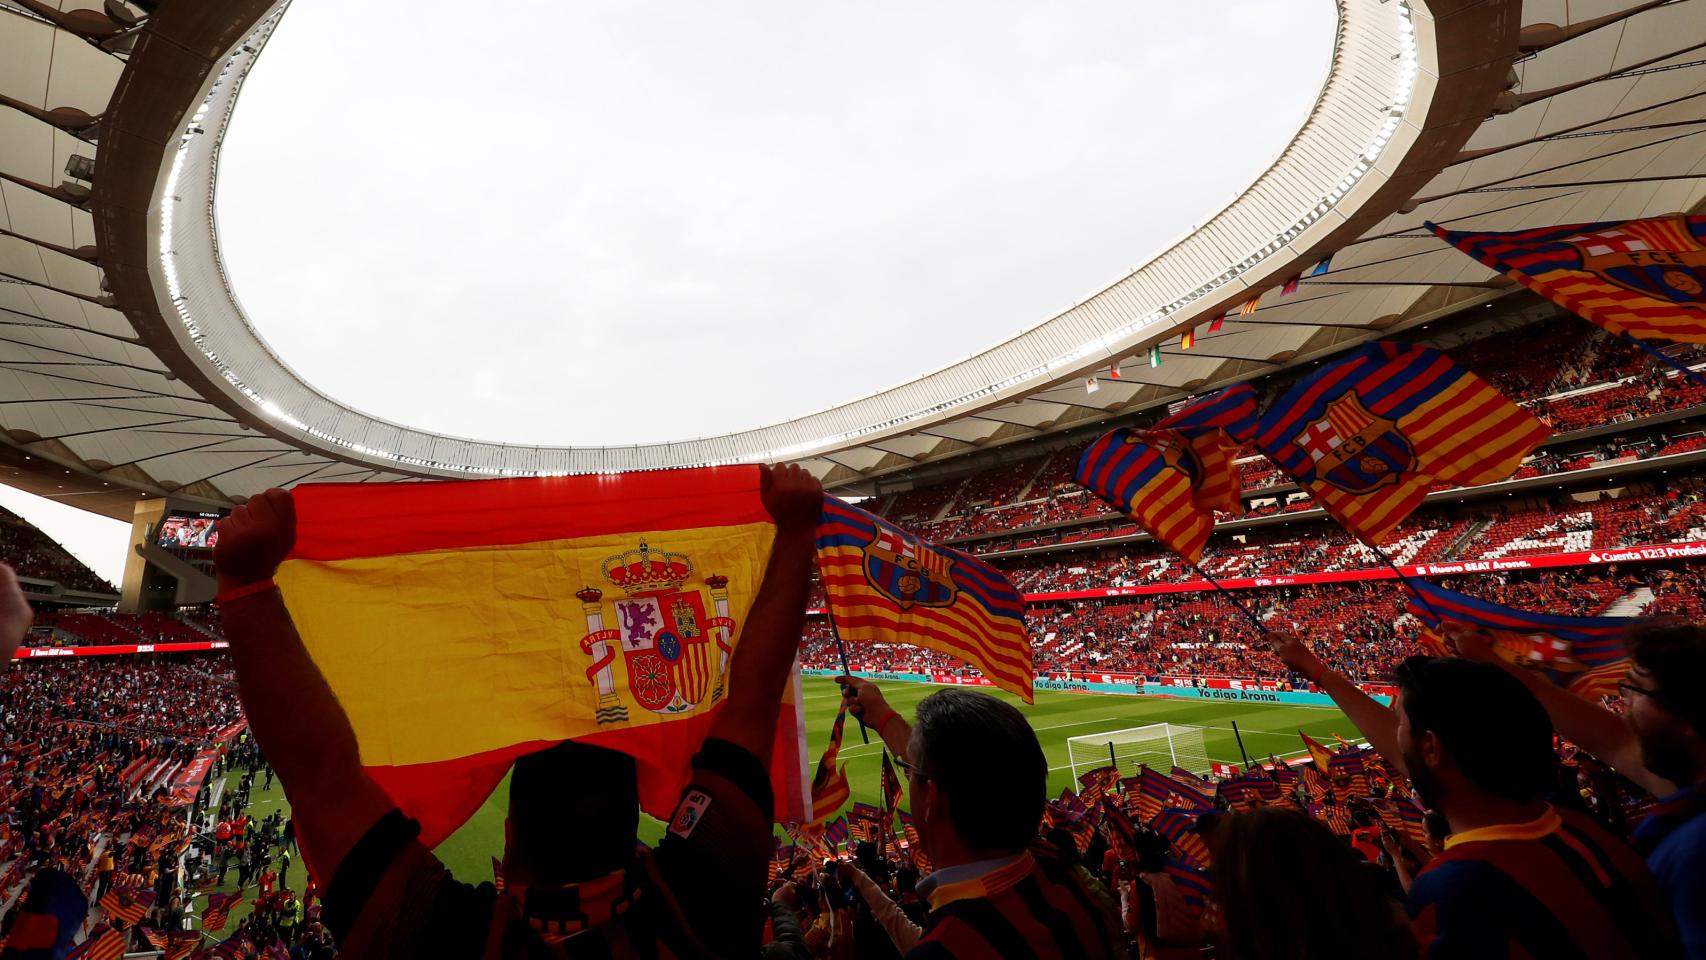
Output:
(1447, 619), (1706, 958)
(1273, 635), (1679, 958)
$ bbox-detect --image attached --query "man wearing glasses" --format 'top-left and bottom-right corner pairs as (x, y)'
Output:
(1450, 620), (1706, 959)
(835, 676), (1126, 960)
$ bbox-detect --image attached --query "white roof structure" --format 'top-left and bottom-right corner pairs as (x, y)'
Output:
(1, 0), (1704, 518)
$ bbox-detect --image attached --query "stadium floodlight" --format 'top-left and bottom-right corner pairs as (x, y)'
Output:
(1066, 723), (1210, 782)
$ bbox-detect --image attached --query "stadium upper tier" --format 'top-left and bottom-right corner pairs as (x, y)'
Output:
(2, 1), (1704, 515)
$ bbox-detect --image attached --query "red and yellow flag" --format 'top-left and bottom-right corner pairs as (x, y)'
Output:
(816, 499), (1032, 701)
(1432, 214), (1706, 344)
(274, 467), (809, 846)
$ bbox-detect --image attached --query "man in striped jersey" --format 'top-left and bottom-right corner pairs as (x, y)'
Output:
(839, 677), (1127, 959)
(1396, 656), (1681, 958)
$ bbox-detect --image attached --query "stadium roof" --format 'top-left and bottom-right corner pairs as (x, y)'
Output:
(1, 0), (1704, 518)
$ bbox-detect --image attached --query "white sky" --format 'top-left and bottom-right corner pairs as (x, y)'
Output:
(5, 0), (1331, 588)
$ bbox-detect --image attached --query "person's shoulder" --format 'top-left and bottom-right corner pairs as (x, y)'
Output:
(1408, 853), (1512, 911)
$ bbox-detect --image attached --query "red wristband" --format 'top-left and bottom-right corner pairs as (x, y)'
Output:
(216, 580), (277, 606)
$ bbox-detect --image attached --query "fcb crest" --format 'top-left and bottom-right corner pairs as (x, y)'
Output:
(574, 542), (739, 722)
(1561, 215), (1706, 308)
(1294, 393), (1414, 495)
(1134, 430), (1203, 490)
(863, 526), (957, 610)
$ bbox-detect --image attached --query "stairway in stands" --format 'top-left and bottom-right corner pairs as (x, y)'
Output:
(1606, 587), (1656, 618)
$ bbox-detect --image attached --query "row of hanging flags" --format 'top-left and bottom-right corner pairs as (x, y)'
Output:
(1074, 213), (1706, 700)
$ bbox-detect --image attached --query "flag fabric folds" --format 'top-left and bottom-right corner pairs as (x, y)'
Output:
(1180, 328), (1197, 350)
(1243, 341), (1550, 545)
(1431, 215), (1706, 345)
(880, 751), (903, 821)
(65, 925), (123, 960)
(809, 705), (852, 825)
(1299, 731), (1333, 775)
(1151, 808), (1211, 868)
(201, 892), (241, 933)
(1077, 427), (1217, 563)
(1164, 858), (1212, 915)
(1403, 580), (1634, 698)
(817, 498), (1033, 701)
(273, 468), (810, 846)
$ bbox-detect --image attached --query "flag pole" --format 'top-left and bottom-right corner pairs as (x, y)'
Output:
(1188, 562), (1267, 632)
(826, 614), (871, 744)
(1617, 331), (1706, 392)
(1370, 544), (1445, 628)
(1230, 720), (1255, 771)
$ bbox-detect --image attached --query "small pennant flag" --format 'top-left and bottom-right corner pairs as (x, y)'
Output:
(1309, 256), (1332, 276)
(1239, 296), (1260, 316)
(1180, 328), (1196, 350)
(1281, 274), (1302, 296)
(1149, 345), (1162, 368)
(1085, 376), (1100, 394)
(1109, 360), (1122, 380)
(1208, 314), (1227, 334)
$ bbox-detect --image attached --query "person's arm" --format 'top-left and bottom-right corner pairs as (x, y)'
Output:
(212, 489), (395, 879)
(841, 862), (923, 953)
(834, 676), (911, 758)
(0, 563), (31, 664)
(1445, 623), (1676, 797)
(1379, 827), (1415, 895)
(1270, 631), (1405, 776)
(705, 464), (822, 766)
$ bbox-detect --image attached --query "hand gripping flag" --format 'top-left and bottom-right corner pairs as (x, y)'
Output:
(809, 705), (852, 825)
(1247, 342), (1550, 545)
(816, 498), (1032, 700)
(1431, 215), (1706, 344)
(273, 468), (810, 846)
(1403, 580), (1634, 698)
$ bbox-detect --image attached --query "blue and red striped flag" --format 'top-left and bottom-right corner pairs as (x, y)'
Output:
(823, 815), (850, 848)
(817, 498), (1032, 700)
(200, 892), (241, 933)
(1151, 808), (1212, 868)
(1403, 579), (1633, 698)
(808, 704), (852, 825)
(1432, 215), (1706, 344)
(1075, 384), (1257, 563)
(65, 924), (124, 960)
(1164, 857), (1213, 915)
(1245, 341), (1550, 545)
(1167, 766), (1218, 809)
(1076, 766), (1120, 808)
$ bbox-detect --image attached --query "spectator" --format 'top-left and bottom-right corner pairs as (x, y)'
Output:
(213, 471), (821, 959)
(1211, 807), (1417, 960)
(838, 676), (1127, 959)
(1450, 619), (1706, 958)
(1393, 656), (1680, 958)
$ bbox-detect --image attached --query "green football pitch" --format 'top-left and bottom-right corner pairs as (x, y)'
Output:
(205, 676), (1351, 924)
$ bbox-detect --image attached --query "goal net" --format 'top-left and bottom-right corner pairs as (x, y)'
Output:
(1066, 723), (1211, 782)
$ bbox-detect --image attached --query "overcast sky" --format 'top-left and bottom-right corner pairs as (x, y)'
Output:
(8, 0), (1330, 588)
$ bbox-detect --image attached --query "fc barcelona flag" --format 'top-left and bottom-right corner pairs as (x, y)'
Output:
(1432, 215), (1706, 344)
(1077, 426), (1215, 562)
(272, 468), (811, 848)
(809, 705), (852, 825)
(1403, 580), (1633, 698)
(816, 498), (1032, 701)
(1246, 342), (1549, 545)
(1155, 385), (1260, 515)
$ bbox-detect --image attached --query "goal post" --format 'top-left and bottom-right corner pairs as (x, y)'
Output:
(1066, 723), (1210, 782)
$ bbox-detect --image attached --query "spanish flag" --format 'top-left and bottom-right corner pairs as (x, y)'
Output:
(816, 498), (1032, 701)
(1245, 341), (1550, 546)
(1432, 215), (1706, 344)
(273, 467), (809, 846)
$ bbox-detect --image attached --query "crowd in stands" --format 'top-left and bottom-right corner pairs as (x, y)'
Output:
(0, 507), (115, 594)
(29, 610), (224, 649)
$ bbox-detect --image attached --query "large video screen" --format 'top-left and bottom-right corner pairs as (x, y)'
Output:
(158, 514), (220, 550)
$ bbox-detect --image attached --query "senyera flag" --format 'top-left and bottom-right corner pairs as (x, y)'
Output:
(1431, 214), (1706, 344)
(1076, 386), (1256, 563)
(816, 498), (1033, 701)
(1403, 579), (1634, 698)
(1249, 341), (1550, 546)
(273, 467), (810, 847)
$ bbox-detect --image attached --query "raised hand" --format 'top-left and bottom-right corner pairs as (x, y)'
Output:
(1269, 630), (1327, 683)
(214, 488), (297, 593)
(0, 563), (31, 664)
(760, 463), (824, 532)
(835, 674), (897, 730)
